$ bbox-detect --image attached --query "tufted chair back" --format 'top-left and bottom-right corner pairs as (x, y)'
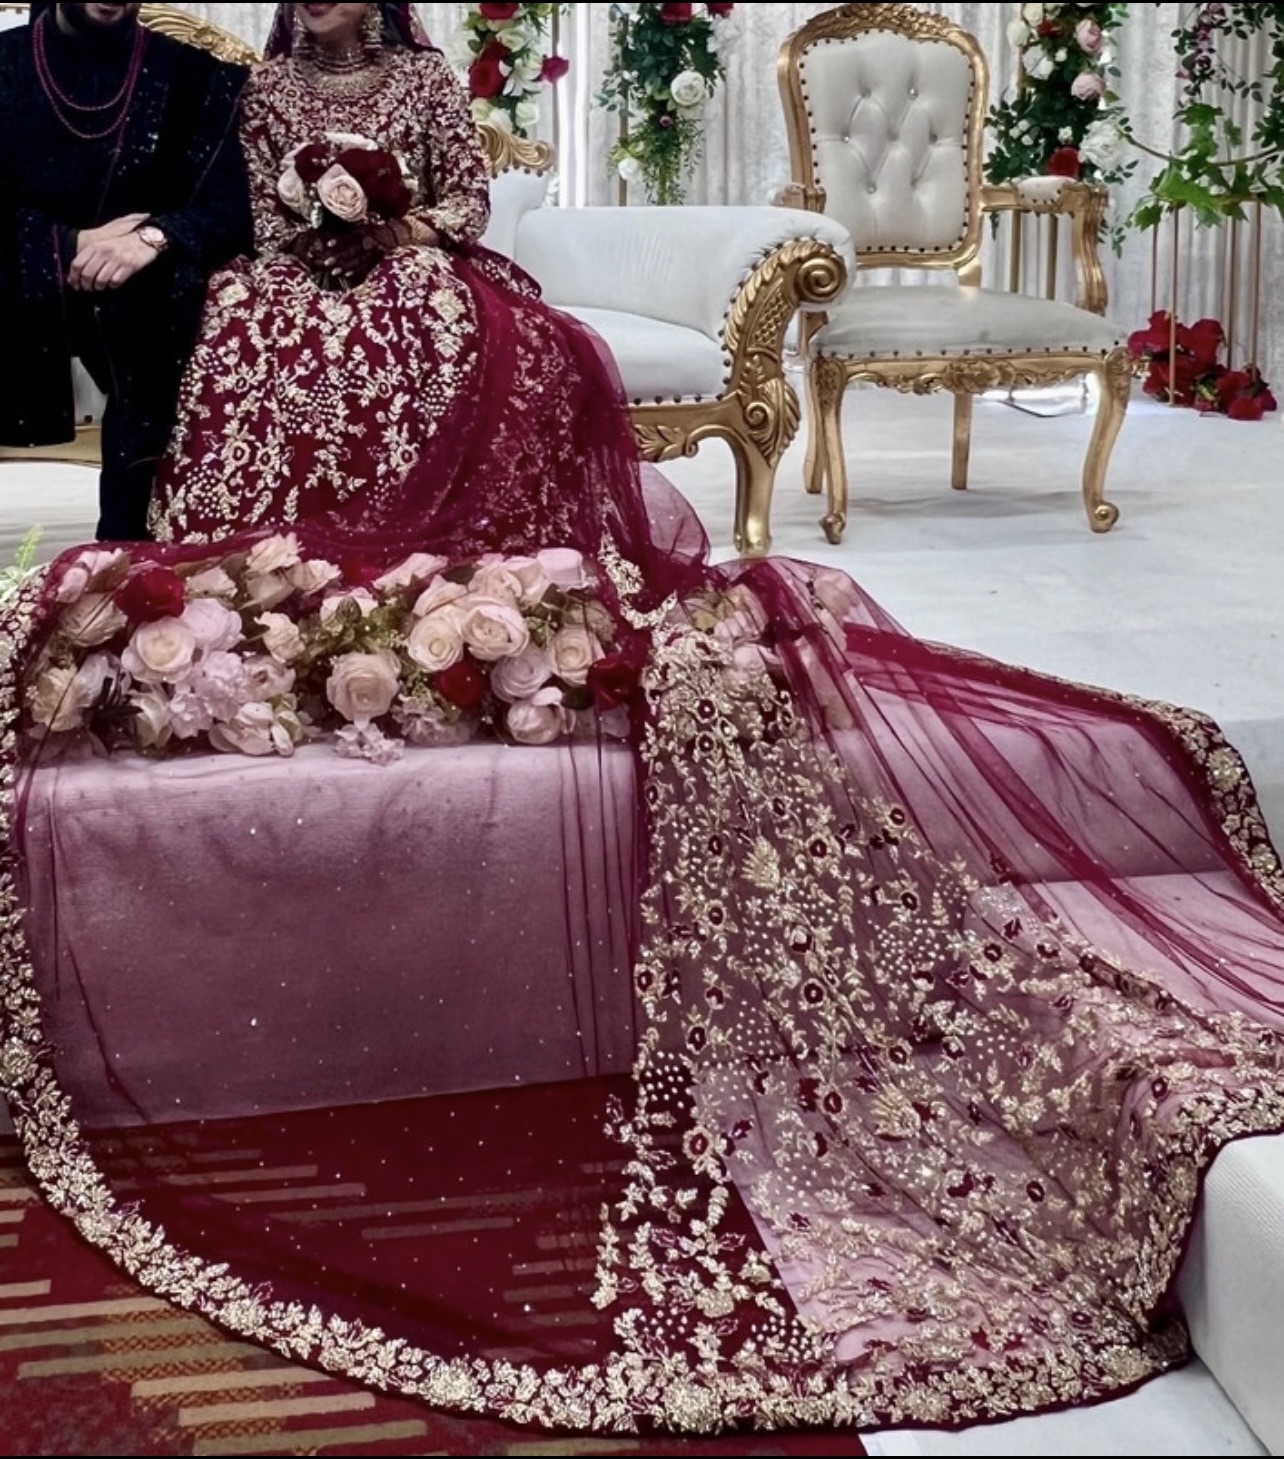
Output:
(778, 3), (986, 274)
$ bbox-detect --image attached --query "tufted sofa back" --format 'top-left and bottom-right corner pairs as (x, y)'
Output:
(779, 4), (986, 272)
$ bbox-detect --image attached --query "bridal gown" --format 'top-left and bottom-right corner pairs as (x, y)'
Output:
(2, 30), (1283, 1443)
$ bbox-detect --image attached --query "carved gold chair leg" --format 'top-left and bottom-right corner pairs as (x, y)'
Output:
(727, 432), (780, 558)
(803, 363), (828, 497)
(811, 356), (851, 545)
(1081, 349), (1131, 533)
(950, 392), (974, 491)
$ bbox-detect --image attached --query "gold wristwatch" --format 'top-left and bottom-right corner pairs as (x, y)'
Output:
(137, 224), (169, 254)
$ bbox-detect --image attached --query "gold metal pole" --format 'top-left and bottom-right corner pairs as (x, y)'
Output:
(1045, 214), (1059, 301)
(1150, 219), (1159, 316)
(617, 114), (628, 207)
(549, 6), (561, 166)
(1249, 199), (1263, 370)
(1008, 211), (1023, 295)
(1168, 207), (1180, 406)
(1226, 214), (1239, 366)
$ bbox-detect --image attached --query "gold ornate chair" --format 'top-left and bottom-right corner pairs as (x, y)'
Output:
(777, 3), (1134, 543)
(2, 2), (855, 557)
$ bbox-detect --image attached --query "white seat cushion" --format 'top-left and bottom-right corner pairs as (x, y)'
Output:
(813, 283), (1127, 358)
(563, 307), (727, 403)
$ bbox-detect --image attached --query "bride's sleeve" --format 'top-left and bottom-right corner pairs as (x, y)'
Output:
(240, 75), (306, 259)
(410, 51), (491, 247)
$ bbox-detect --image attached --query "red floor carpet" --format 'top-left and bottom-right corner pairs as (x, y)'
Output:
(0, 1136), (866, 1457)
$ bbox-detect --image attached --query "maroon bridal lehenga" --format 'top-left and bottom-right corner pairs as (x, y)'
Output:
(2, 7), (1284, 1442)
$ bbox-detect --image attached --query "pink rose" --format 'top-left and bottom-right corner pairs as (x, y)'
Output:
(277, 164), (311, 218)
(258, 611), (305, 663)
(550, 624), (603, 685)
(506, 687), (574, 745)
(412, 578), (470, 617)
(407, 607), (465, 673)
(1070, 70), (1106, 101)
(54, 548), (128, 605)
(121, 617), (198, 683)
(1074, 18), (1103, 54)
(246, 533), (302, 575)
(373, 553), (449, 593)
(167, 685), (215, 740)
(59, 592), (127, 648)
(505, 556), (553, 607)
(459, 597), (530, 662)
(325, 649), (401, 726)
(181, 598), (243, 653)
(209, 701), (301, 757)
(491, 642), (554, 703)
(187, 650), (250, 721)
(285, 558), (343, 595)
(536, 547), (589, 591)
(316, 164), (368, 224)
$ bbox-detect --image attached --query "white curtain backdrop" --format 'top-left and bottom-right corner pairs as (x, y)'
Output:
(161, 3), (1284, 387)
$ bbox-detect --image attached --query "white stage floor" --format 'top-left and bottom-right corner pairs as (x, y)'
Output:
(1, 382), (1281, 1454)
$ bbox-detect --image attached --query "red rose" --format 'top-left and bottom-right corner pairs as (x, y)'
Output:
(1227, 394), (1268, 421)
(435, 660), (488, 711)
(707, 2), (735, 13)
(540, 54), (570, 84)
(114, 564), (187, 623)
(586, 651), (641, 711)
(337, 147), (412, 218)
(291, 142), (332, 186)
(1037, 19), (1060, 36)
(469, 40), (509, 100)
(659, 3), (693, 22)
(1045, 146), (1081, 179)
(478, 1), (520, 17)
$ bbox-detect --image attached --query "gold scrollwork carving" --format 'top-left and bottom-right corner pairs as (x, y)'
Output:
(476, 124), (556, 181)
(138, 4), (260, 65)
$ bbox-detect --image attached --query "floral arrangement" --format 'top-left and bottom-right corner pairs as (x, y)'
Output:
(598, 2), (736, 205)
(22, 537), (647, 766)
(985, 3), (1132, 189)
(1127, 311), (1277, 420)
(277, 132), (415, 230)
(455, 3), (568, 139)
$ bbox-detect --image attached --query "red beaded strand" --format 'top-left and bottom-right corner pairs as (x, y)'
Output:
(31, 9), (147, 142)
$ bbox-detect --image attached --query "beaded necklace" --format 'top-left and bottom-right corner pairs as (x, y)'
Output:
(31, 10), (147, 143)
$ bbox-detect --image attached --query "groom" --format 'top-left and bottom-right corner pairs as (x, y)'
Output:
(0, 2), (253, 540)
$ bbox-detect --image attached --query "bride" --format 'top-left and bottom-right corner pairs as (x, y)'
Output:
(3, 1), (1284, 1441)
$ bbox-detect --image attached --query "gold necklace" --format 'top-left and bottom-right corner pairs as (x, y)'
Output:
(292, 49), (388, 99)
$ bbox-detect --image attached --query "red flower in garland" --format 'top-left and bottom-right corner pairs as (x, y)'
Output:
(659, 3), (694, 22)
(435, 660), (488, 712)
(540, 54), (570, 84)
(468, 39), (509, 100)
(114, 564), (187, 623)
(478, 2), (520, 18)
(1045, 146), (1081, 178)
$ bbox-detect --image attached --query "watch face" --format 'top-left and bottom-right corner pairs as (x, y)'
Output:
(139, 226), (167, 250)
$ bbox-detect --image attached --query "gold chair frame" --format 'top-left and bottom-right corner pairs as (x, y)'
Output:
(2, 3), (850, 559)
(778, 3), (1131, 541)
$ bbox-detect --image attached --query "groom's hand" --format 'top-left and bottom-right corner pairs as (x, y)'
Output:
(69, 215), (157, 292)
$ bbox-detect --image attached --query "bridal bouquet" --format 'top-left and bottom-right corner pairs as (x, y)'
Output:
(23, 537), (646, 766)
(277, 131), (415, 229)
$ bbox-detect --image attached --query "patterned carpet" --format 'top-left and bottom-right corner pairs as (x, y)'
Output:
(0, 1135), (866, 1457)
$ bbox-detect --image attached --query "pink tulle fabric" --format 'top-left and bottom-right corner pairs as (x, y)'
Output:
(2, 13), (1284, 1442)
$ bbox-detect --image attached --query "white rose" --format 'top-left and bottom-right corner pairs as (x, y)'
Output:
(319, 588), (379, 624)
(54, 548), (128, 605)
(284, 558), (343, 595)
(406, 607), (465, 673)
(502, 556), (553, 607)
(258, 611), (305, 664)
(514, 97), (540, 131)
(325, 649), (401, 726)
(470, 560), (525, 604)
(1021, 2), (1044, 20)
(1080, 116), (1124, 168)
(277, 164), (310, 218)
(246, 533), (302, 575)
(617, 154), (643, 183)
(244, 572), (295, 610)
(130, 685), (174, 751)
(184, 565), (238, 600)
(121, 617), (198, 683)
(459, 597), (530, 662)
(490, 642), (553, 703)
(536, 547), (590, 591)
(670, 69), (707, 109)
(506, 687), (574, 746)
(1006, 18), (1032, 48)
(59, 591), (127, 648)
(243, 654), (296, 703)
(209, 700), (300, 757)
(412, 578), (469, 617)
(1024, 48), (1055, 81)
(180, 598), (243, 653)
(28, 652), (118, 733)
(550, 624), (603, 685)
(373, 553), (449, 593)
